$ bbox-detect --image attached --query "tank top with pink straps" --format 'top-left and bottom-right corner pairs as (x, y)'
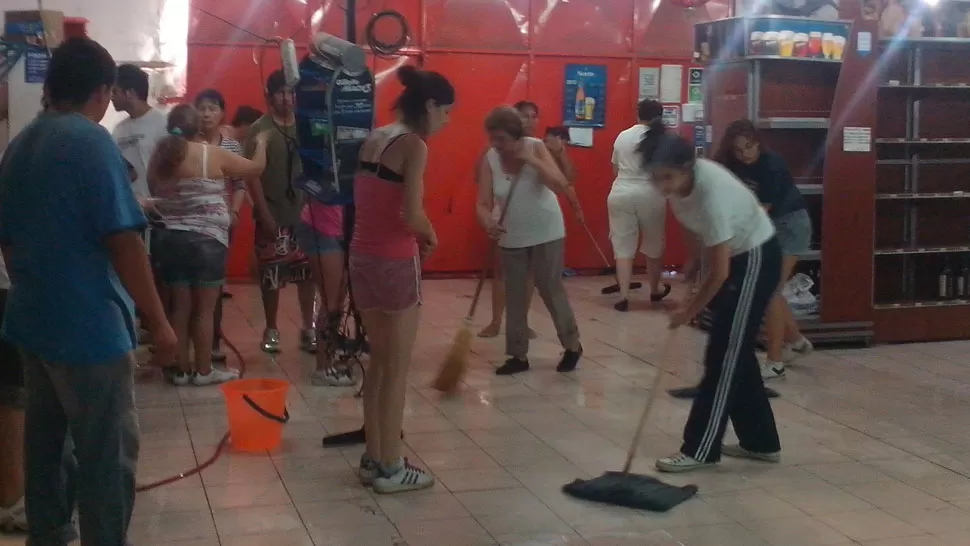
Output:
(350, 128), (419, 260)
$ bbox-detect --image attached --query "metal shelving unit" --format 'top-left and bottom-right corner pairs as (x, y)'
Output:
(873, 38), (970, 320)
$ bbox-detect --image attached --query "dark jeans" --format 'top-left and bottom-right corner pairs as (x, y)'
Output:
(681, 237), (782, 463)
(23, 351), (139, 546)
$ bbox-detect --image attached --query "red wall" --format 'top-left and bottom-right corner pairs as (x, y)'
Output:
(186, 0), (728, 279)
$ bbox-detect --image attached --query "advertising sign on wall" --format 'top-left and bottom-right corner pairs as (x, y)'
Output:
(294, 56), (375, 205)
(562, 64), (606, 128)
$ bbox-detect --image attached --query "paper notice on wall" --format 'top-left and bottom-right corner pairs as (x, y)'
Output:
(857, 32), (872, 56)
(843, 127), (872, 152)
(638, 67), (660, 101)
(662, 106), (680, 128)
(659, 65), (683, 103)
(682, 103), (704, 123)
(568, 127), (594, 148)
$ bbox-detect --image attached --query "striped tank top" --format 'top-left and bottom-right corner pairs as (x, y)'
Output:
(350, 129), (418, 260)
(154, 144), (231, 246)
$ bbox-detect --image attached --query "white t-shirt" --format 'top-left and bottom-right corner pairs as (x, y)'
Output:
(113, 108), (168, 199)
(611, 123), (650, 183)
(487, 138), (566, 249)
(669, 159), (775, 256)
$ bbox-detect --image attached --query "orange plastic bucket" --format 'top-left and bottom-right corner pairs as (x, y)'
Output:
(220, 378), (290, 453)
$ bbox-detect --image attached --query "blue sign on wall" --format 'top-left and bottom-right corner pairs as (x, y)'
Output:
(293, 57), (374, 205)
(562, 64), (606, 128)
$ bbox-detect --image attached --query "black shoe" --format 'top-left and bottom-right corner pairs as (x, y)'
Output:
(650, 283), (672, 302)
(321, 427), (403, 448)
(614, 299), (630, 312)
(221, 291), (232, 299)
(496, 358), (530, 376)
(557, 345), (583, 373)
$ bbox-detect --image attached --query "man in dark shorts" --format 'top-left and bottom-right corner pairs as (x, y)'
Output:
(246, 70), (317, 354)
(0, 254), (26, 532)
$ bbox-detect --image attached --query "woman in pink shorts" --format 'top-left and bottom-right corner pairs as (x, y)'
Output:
(350, 65), (454, 495)
(294, 201), (346, 386)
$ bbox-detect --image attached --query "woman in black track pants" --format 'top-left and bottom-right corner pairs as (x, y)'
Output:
(638, 131), (783, 473)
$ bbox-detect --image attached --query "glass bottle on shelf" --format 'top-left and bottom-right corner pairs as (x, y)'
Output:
(939, 260), (955, 300)
(961, 257), (970, 300)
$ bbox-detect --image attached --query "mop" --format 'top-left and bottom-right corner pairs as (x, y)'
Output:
(433, 173), (521, 394)
(563, 331), (699, 512)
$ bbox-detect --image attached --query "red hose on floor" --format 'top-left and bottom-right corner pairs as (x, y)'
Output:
(135, 335), (247, 493)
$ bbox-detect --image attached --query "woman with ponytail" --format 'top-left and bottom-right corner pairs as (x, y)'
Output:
(351, 65), (453, 494)
(606, 99), (672, 311)
(714, 120), (813, 380)
(641, 133), (783, 474)
(148, 104), (269, 386)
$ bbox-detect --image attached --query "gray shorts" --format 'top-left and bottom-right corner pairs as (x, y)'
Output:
(773, 209), (812, 257)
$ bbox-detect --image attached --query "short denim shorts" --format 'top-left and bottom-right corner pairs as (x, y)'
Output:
(152, 229), (227, 288)
(774, 209), (813, 257)
(293, 222), (343, 257)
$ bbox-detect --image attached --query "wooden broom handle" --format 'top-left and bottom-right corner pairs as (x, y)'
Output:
(466, 171), (523, 320)
(623, 330), (678, 473)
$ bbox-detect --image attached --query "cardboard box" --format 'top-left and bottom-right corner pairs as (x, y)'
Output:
(3, 10), (65, 50)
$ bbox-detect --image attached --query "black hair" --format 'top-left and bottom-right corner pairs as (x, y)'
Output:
(44, 37), (117, 108)
(545, 126), (568, 139)
(231, 105), (263, 127)
(194, 88), (226, 111)
(513, 101), (539, 115)
(266, 69), (288, 96)
(116, 64), (150, 101)
(484, 106), (524, 140)
(713, 119), (761, 170)
(637, 99), (663, 123)
(641, 133), (696, 171)
(637, 116), (670, 167)
(393, 65), (455, 133)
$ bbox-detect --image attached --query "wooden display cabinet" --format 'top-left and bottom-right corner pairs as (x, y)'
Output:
(871, 38), (970, 342)
(693, 16), (873, 345)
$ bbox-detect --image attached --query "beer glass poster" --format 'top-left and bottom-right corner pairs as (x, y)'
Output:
(563, 64), (606, 128)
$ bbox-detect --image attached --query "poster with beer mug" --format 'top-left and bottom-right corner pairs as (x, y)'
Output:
(748, 19), (849, 60)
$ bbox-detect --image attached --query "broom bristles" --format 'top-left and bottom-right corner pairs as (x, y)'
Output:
(433, 322), (473, 393)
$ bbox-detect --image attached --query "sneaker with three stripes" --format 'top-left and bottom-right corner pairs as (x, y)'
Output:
(373, 457), (434, 494)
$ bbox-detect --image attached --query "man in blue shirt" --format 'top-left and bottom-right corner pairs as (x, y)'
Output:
(0, 37), (175, 545)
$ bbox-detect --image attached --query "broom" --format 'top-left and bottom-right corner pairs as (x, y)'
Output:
(563, 330), (699, 511)
(578, 222), (641, 295)
(433, 172), (522, 394)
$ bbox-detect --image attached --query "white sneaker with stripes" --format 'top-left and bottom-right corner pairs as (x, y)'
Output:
(373, 458), (434, 494)
(655, 452), (714, 473)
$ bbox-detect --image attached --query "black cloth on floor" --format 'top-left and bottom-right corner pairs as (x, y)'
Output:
(563, 472), (698, 512)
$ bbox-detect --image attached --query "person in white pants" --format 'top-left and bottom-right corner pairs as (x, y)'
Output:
(606, 100), (671, 312)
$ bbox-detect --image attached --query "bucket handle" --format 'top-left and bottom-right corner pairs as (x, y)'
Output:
(242, 394), (290, 424)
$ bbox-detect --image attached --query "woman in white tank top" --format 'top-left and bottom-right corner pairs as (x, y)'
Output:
(475, 106), (584, 376)
(606, 100), (673, 312)
(148, 104), (267, 386)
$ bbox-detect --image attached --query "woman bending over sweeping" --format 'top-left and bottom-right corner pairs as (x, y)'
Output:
(715, 119), (813, 380)
(351, 66), (453, 494)
(606, 99), (672, 312)
(477, 101), (577, 339)
(641, 131), (783, 473)
(476, 106), (584, 376)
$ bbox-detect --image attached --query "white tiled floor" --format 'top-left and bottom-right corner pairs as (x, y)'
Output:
(7, 277), (970, 545)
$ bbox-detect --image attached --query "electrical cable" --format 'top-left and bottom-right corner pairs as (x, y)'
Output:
(364, 11), (410, 58)
(134, 334), (245, 493)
